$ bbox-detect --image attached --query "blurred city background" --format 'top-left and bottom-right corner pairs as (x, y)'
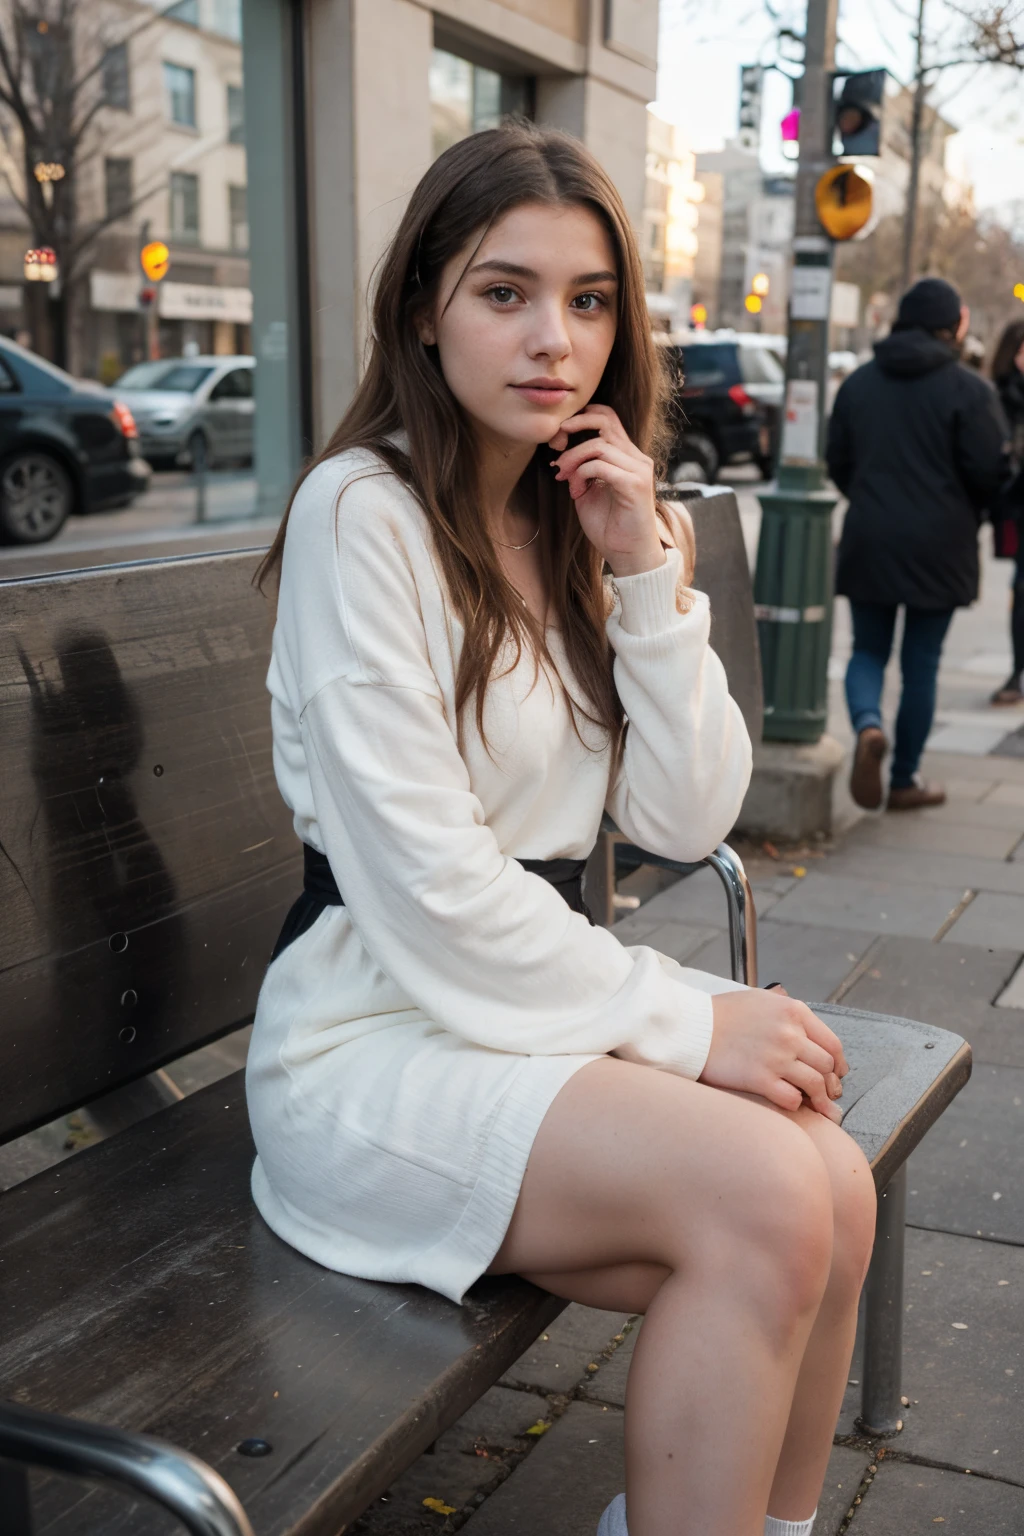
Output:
(0, 0), (1019, 574)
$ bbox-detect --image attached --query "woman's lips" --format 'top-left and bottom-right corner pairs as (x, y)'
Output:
(511, 385), (572, 406)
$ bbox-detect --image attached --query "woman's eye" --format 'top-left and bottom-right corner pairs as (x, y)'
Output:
(572, 292), (606, 313)
(488, 285), (518, 305)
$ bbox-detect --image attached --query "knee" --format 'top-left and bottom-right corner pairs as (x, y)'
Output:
(826, 1130), (877, 1294)
(712, 1120), (835, 1331)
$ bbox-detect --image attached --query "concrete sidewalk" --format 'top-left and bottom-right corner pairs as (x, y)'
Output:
(348, 524), (1024, 1534)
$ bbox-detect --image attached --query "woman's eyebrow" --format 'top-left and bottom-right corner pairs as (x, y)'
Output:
(469, 259), (618, 285)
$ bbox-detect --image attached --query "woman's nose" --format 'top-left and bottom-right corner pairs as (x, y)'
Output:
(526, 303), (571, 360)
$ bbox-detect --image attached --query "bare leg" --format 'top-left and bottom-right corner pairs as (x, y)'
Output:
(490, 1067), (876, 1533)
(486, 1056), (835, 1536)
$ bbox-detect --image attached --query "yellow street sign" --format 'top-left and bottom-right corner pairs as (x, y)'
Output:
(140, 240), (170, 282)
(814, 165), (873, 241)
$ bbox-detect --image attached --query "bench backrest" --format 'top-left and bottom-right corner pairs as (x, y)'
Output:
(0, 549), (298, 1144)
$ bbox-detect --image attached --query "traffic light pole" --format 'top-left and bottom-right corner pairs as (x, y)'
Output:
(753, 0), (840, 744)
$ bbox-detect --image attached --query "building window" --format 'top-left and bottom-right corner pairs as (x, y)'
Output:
(210, 0), (242, 40)
(429, 47), (532, 160)
(164, 62), (197, 128)
(105, 157), (133, 221)
(166, 0), (200, 24)
(227, 83), (245, 145)
(102, 43), (130, 110)
(229, 185), (248, 251)
(170, 170), (200, 241)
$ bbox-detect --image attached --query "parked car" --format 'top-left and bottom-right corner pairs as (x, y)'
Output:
(114, 355), (255, 470)
(658, 332), (784, 483)
(0, 337), (150, 545)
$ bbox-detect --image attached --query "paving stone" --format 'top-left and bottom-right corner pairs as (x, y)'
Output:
(907, 1064), (1024, 1244)
(767, 873), (969, 940)
(577, 1319), (640, 1408)
(464, 1399), (624, 1536)
(847, 1457), (1024, 1535)
(838, 935), (1019, 1021)
(350, 1383), (548, 1534)
(500, 1305), (633, 1394)
(923, 749), (1024, 783)
(995, 957), (1024, 1009)
(984, 781), (1024, 807)
(891, 798), (1024, 831)
(815, 842), (1024, 897)
(630, 865), (784, 929)
(638, 922), (722, 965)
(840, 1229), (1024, 1478)
(818, 1446), (876, 1536)
(942, 890), (1024, 950)
(686, 921), (871, 1001)
(843, 815), (1021, 860)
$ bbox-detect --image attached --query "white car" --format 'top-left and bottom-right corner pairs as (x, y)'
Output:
(114, 355), (254, 469)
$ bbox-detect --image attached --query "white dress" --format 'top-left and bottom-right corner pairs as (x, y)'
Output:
(246, 449), (753, 1304)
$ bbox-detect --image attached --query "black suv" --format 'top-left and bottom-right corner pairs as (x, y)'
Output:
(660, 337), (783, 483)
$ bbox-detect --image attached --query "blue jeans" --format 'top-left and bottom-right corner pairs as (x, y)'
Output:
(845, 603), (955, 789)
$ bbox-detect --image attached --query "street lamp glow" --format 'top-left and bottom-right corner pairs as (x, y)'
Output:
(751, 272), (770, 297)
(24, 246), (57, 282)
(1014, 283), (1024, 303)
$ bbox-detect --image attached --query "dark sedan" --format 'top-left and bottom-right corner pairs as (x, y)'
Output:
(0, 338), (150, 544)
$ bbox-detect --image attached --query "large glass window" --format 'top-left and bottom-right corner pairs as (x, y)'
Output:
(429, 48), (532, 160)
(104, 157), (133, 221)
(169, 170), (200, 240)
(164, 61), (197, 128)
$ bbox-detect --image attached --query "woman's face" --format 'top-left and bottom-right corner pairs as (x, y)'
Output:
(419, 201), (619, 448)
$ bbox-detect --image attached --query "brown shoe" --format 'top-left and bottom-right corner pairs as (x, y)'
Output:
(850, 726), (888, 809)
(887, 777), (946, 811)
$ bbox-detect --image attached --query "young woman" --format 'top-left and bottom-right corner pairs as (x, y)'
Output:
(989, 319), (1024, 705)
(247, 122), (876, 1536)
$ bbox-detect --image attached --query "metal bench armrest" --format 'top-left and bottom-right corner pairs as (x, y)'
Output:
(593, 820), (758, 986)
(0, 1400), (254, 1536)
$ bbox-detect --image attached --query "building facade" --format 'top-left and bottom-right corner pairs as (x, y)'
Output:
(643, 110), (704, 330)
(694, 142), (794, 333)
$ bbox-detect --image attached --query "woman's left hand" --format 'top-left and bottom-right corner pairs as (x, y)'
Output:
(549, 405), (665, 578)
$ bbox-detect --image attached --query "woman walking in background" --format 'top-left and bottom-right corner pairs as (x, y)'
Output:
(989, 319), (1024, 705)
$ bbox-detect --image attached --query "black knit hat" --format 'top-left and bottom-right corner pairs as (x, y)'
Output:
(895, 277), (962, 334)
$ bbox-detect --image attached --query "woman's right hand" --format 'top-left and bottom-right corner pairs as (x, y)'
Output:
(701, 988), (849, 1122)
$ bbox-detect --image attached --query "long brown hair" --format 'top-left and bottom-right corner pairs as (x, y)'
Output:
(991, 319), (1024, 387)
(257, 120), (675, 747)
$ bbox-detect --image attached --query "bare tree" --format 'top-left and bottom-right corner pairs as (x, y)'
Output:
(0, 0), (171, 367)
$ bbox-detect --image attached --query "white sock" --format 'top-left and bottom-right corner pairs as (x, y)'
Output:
(765, 1511), (817, 1536)
(596, 1492), (627, 1536)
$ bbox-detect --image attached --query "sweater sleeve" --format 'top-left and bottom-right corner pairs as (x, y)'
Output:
(280, 468), (732, 1079)
(604, 547), (752, 861)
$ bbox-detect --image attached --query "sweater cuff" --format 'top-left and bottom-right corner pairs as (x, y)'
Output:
(609, 546), (682, 635)
(663, 982), (716, 1079)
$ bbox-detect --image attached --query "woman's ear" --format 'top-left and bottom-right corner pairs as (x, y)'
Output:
(414, 308), (437, 347)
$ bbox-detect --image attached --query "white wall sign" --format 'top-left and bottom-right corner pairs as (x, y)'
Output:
(831, 280), (861, 328)
(790, 265), (832, 321)
(90, 270), (142, 313)
(781, 379), (819, 463)
(158, 282), (253, 323)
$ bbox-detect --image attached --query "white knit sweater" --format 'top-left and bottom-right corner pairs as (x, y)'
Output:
(245, 449), (753, 1303)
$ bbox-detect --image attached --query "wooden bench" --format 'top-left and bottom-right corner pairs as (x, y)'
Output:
(0, 510), (970, 1534)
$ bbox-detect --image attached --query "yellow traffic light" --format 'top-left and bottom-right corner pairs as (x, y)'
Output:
(690, 302), (708, 327)
(751, 272), (770, 297)
(140, 240), (170, 282)
(1014, 283), (1024, 303)
(744, 294), (762, 315)
(814, 165), (873, 241)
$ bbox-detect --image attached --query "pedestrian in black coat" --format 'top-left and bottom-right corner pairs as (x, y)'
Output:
(988, 318), (1024, 704)
(827, 277), (1010, 811)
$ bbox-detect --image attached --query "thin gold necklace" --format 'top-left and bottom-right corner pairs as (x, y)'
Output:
(494, 515), (540, 551)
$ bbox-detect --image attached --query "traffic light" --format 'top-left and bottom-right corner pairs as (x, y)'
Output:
(1014, 283), (1024, 303)
(815, 164), (873, 241)
(744, 294), (762, 315)
(690, 302), (708, 329)
(833, 70), (886, 157)
(139, 286), (157, 308)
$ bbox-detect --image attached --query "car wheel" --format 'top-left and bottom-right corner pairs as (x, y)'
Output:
(0, 451), (73, 544)
(187, 429), (210, 472)
(668, 433), (719, 486)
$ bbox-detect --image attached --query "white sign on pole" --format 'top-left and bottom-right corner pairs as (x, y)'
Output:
(830, 280), (861, 328)
(781, 379), (819, 463)
(790, 265), (832, 321)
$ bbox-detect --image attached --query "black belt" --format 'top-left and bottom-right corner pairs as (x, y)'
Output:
(270, 844), (593, 964)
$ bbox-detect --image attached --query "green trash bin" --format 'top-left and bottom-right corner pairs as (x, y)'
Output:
(754, 465), (838, 744)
